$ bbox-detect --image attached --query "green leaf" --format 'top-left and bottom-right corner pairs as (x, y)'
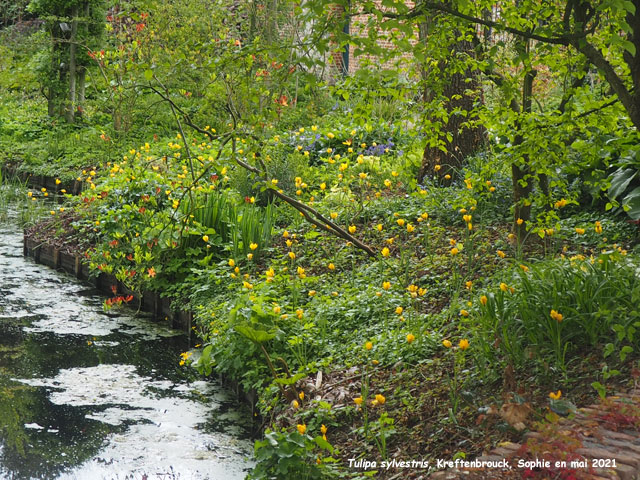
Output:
(234, 324), (276, 344)
(622, 186), (640, 220)
(314, 436), (334, 453)
(274, 372), (306, 385)
(623, 40), (636, 56)
(608, 168), (637, 200)
(620, 345), (633, 362)
(591, 381), (606, 399)
(144, 69), (153, 81)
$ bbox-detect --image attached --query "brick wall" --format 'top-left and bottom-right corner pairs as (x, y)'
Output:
(346, 1), (417, 74)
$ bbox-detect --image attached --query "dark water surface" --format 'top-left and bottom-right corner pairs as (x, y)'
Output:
(0, 210), (253, 479)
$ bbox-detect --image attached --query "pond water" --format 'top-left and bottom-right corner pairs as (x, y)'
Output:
(0, 209), (254, 480)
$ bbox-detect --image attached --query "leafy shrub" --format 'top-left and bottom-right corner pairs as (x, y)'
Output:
(248, 429), (338, 480)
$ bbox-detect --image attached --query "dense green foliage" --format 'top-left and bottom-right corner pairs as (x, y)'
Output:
(3, 0), (640, 478)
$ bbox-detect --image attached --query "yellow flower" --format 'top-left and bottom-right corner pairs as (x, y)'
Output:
(406, 333), (415, 344)
(396, 219), (405, 227)
(375, 394), (386, 404)
(406, 224), (415, 233)
(247, 253), (254, 260)
(480, 295), (487, 306)
(286, 239), (293, 247)
(283, 230), (290, 238)
(500, 282), (508, 292)
(497, 250), (506, 258)
(292, 400), (299, 409)
(376, 223), (383, 232)
(330, 212), (338, 220)
(489, 186), (496, 192)
(365, 341), (373, 350)
(328, 262), (335, 270)
(391, 170), (398, 177)
(520, 264), (529, 272)
(348, 225), (356, 234)
(460, 309), (469, 317)
(288, 251), (296, 260)
(359, 172), (367, 180)
(444, 174), (451, 180)
(465, 281), (472, 290)
(296, 308), (304, 319)
(243, 281), (253, 289)
(384, 179), (392, 188)
(299, 391), (305, 400)
(273, 305), (281, 314)
(250, 242), (258, 250)
(297, 266), (306, 278)
(516, 218), (524, 225)
(354, 396), (363, 406)
(442, 339), (452, 348)
(595, 221), (603, 234)
(434, 164), (441, 172)
(575, 227), (585, 235)
(554, 198), (567, 208)
(382, 281), (391, 290)
(463, 214), (472, 223)
(308, 290), (316, 297)
(381, 247), (390, 257)
(297, 424), (307, 435)
(450, 247), (459, 256)
(549, 390), (562, 400)
(458, 339), (470, 350)
(395, 306), (403, 315)
(321, 424), (327, 435)
(550, 309), (563, 322)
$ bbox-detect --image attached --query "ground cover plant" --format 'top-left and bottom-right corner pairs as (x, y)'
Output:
(3, 0), (640, 478)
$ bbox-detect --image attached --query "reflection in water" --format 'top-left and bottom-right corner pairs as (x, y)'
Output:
(0, 210), (253, 480)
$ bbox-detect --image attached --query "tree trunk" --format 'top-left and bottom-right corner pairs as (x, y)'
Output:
(419, 17), (486, 184)
(48, 29), (58, 117)
(77, 67), (86, 117)
(66, 6), (79, 123)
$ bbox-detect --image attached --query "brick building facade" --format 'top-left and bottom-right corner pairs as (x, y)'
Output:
(327, 1), (418, 77)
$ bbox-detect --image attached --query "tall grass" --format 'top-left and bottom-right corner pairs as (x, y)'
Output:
(0, 169), (49, 225)
(181, 191), (275, 259)
(475, 252), (640, 376)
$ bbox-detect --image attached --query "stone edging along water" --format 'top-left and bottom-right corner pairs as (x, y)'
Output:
(1, 164), (84, 195)
(23, 235), (194, 332)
